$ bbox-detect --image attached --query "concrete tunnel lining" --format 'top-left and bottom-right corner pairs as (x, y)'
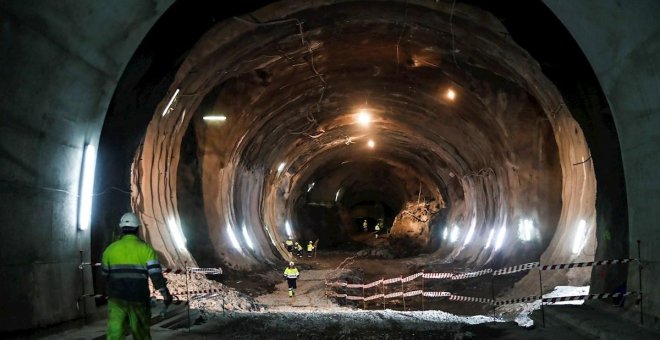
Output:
(4, 0), (658, 333)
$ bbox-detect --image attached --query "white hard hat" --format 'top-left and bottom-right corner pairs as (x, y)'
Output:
(289, 261), (295, 266)
(119, 212), (140, 228)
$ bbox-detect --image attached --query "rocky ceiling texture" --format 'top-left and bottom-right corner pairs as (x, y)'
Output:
(130, 0), (596, 291)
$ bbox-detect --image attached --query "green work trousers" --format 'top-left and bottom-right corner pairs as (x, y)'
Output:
(107, 298), (151, 340)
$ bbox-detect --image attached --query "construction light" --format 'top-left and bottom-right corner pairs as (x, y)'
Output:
(356, 109), (371, 126)
(285, 220), (292, 238)
(227, 224), (242, 251)
(277, 162), (286, 173)
(463, 217), (476, 245)
(494, 226), (506, 251)
(203, 115), (227, 121)
(442, 227), (449, 240)
(78, 144), (96, 230)
(161, 89), (180, 116)
(518, 218), (534, 242)
(367, 139), (375, 148)
(307, 182), (315, 192)
(167, 217), (187, 251)
(242, 224), (254, 250)
(446, 88), (456, 101)
(450, 225), (460, 243)
(572, 220), (588, 255)
(485, 228), (495, 249)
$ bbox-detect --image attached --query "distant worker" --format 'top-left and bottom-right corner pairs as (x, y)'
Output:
(363, 219), (368, 232)
(295, 241), (304, 258)
(374, 221), (381, 238)
(285, 237), (294, 253)
(307, 241), (315, 257)
(283, 261), (300, 297)
(102, 212), (173, 340)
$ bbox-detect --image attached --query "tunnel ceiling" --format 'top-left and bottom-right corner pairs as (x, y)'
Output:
(130, 0), (596, 284)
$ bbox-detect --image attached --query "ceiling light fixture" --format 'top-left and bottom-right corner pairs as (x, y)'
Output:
(161, 89), (180, 116)
(446, 88), (456, 101)
(367, 139), (375, 148)
(356, 109), (371, 126)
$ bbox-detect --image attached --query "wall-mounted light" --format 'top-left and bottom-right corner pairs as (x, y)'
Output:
(463, 217), (476, 245)
(367, 139), (375, 148)
(285, 220), (292, 238)
(307, 182), (315, 192)
(227, 224), (242, 251)
(167, 217), (187, 251)
(242, 224), (254, 250)
(78, 144), (96, 230)
(494, 225), (506, 251)
(203, 115), (227, 121)
(335, 188), (342, 202)
(161, 88), (180, 116)
(484, 228), (495, 249)
(450, 225), (460, 243)
(518, 218), (534, 242)
(572, 220), (588, 255)
(442, 227), (448, 240)
(277, 162), (286, 173)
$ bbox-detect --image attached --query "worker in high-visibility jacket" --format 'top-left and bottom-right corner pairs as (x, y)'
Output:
(306, 241), (315, 257)
(283, 261), (300, 297)
(285, 238), (294, 253)
(374, 221), (381, 238)
(102, 212), (173, 340)
(363, 219), (368, 232)
(295, 241), (303, 258)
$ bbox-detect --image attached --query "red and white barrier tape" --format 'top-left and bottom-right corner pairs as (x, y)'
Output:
(384, 292), (404, 299)
(363, 280), (383, 289)
(364, 294), (384, 301)
(423, 272), (453, 279)
(422, 291), (451, 298)
(347, 295), (364, 301)
(403, 290), (423, 297)
(171, 288), (224, 296)
(493, 295), (540, 306)
(543, 292), (633, 304)
(449, 295), (493, 304)
(383, 277), (402, 285)
(402, 273), (423, 283)
(451, 268), (493, 280)
(492, 262), (540, 276)
(541, 259), (636, 271)
(346, 283), (364, 289)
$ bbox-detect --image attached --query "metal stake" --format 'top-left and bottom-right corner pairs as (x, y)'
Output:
(79, 250), (86, 326)
(421, 271), (425, 311)
(638, 240), (644, 325)
(401, 276), (405, 311)
(363, 286), (366, 309)
(538, 260), (545, 328)
(185, 261), (191, 332)
(490, 274), (496, 321)
(382, 278), (385, 310)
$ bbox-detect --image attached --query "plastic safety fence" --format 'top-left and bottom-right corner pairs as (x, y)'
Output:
(540, 259), (637, 271)
(422, 291), (451, 298)
(78, 262), (222, 275)
(493, 295), (540, 306)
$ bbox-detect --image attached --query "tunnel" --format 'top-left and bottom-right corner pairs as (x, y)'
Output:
(1, 0), (659, 338)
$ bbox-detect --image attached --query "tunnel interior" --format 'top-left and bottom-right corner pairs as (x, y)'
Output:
(91, 0), (617, 313)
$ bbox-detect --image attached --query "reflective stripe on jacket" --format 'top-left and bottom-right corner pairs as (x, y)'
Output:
(284, 267), (299, 279)
(285, 240), (293, 246)
(307, 243), (314, 251)
(102, 234), (167, 302)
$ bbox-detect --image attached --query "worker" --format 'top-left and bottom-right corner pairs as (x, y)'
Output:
(306, 241), (315, 257)
(374, 221), (381, 238)
(283, 261), (300, 297)
(102, 212), (173, 340)
(295, 241), (303, 258)
(363, 219), (368, 232)
(285, 237), (294, 253)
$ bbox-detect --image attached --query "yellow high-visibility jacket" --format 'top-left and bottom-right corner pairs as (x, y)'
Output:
(285, 239), (293, 246)
(307, 243), (314, 252)
(102, 234), (167, 302)
(284, 267), (299, 279)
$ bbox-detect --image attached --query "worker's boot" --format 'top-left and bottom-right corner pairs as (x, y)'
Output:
(288, 289), (293, 298)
